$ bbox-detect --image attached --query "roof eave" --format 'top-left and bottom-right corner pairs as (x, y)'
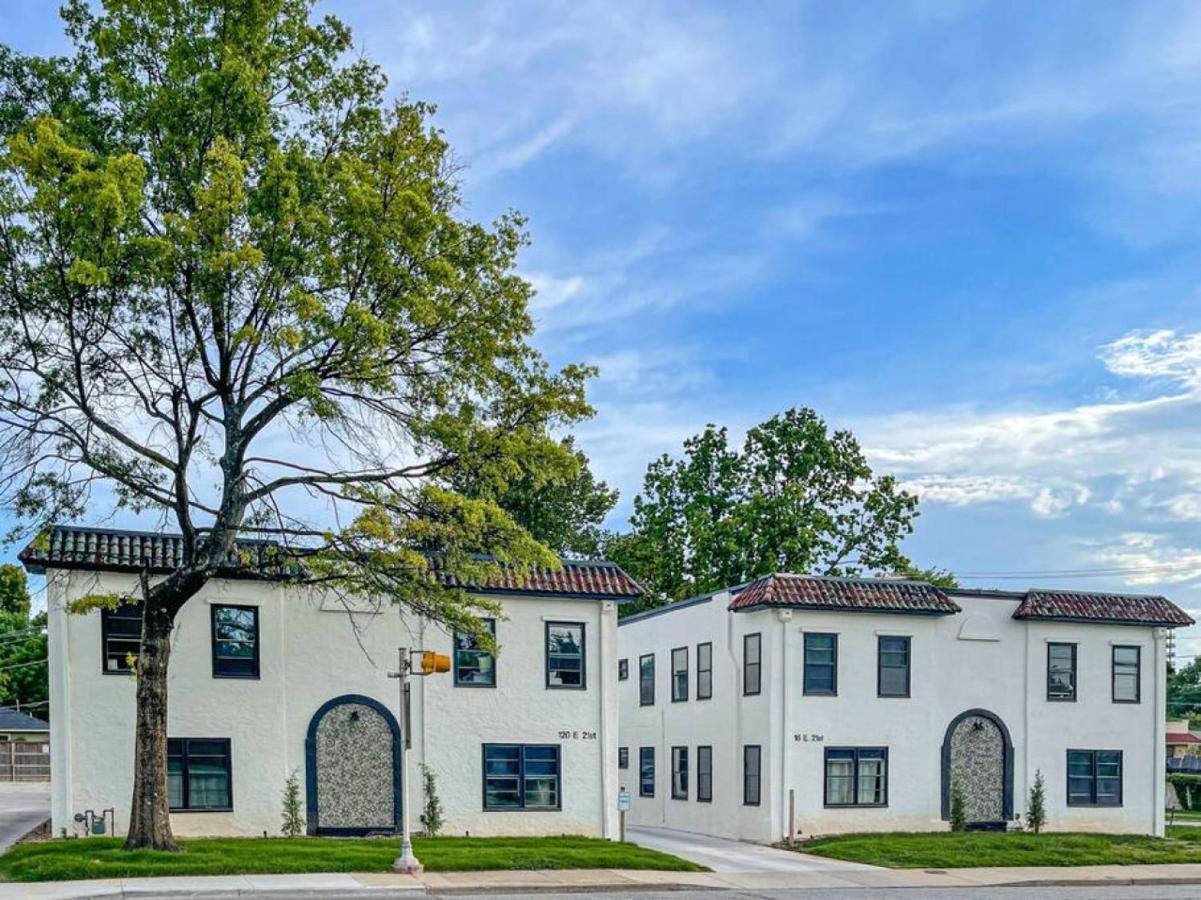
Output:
(730, 602), (959, 616)
(1013, 613), (1192, 628)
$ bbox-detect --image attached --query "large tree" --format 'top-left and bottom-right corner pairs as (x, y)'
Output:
(448, 437), (618, 559)
(608, 407), (925, 605)
(0, 0), (592, 850)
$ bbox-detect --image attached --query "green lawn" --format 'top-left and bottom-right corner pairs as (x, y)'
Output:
(0, 836), (705, 883)
(797, 827), (1201, 868)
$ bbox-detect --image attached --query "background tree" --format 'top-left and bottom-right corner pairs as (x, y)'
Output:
(608, 407), (924, 606)
(0, 564), (47, 718)
(0, 0), (591, 850)
(1168, 659), (1201, 728)
(449, 437), (617, 558)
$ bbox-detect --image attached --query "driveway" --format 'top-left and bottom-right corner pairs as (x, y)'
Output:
(0, 788), (49, 852)
(626, 824), (874, 873)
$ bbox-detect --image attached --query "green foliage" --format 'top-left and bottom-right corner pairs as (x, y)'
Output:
(419, 763), (444, 837)
(0, 835), (705, 882)
(1168, 658), (1201, 722)
(1168, 774), (1201, 811)
(609, 407), (923, 607)
(893, 562), (959, 589)
(448, 438), (618, 559)
(1027, 770), (1046, 834)
(0, 569), (47, 717)
(0, 565), (30, 617)
(801, 829), (1201, 869)
(280, 769), (304, 838)
(949, 782), (967, 832)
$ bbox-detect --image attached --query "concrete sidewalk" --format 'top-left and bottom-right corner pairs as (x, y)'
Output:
(5, 863), (1201, 897)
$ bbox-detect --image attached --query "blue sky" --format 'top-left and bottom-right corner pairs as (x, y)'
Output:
(6, 1), (1201, 657)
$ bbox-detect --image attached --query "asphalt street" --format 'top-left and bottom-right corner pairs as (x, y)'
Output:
(0, 787), (48, 853)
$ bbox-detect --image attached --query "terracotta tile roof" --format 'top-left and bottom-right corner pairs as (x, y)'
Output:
(1012, 589), (1193, 627)
(727, 573), (960, 615)
(19, 526), (643, 600)
(1167, 733), (1201, 745)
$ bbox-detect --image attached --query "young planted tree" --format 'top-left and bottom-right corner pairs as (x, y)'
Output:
(608, 407), (925, 607)
(1027, 769), (1047, 834)
(0, 0), (592, 850)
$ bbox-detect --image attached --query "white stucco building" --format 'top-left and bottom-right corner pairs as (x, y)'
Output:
(23, 526), (642, 839)
(617, 573), (1191, 842)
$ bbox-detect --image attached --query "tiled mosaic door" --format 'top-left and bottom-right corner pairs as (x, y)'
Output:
(312, 699), (397, 833)
(948, 714), (1004, 824)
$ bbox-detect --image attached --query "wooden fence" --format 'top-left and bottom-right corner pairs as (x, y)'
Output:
(0, 741), (50, 782)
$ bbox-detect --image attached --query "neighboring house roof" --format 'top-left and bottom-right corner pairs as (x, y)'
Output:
(1012, 589), (1193, 628)
(0, 709), (48, 733)
(19, 525), (643, 600)
(1167, 732), (1201, 745)
(728, 573), (961, 616)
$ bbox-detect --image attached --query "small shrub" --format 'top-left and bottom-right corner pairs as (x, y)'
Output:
(281, 769), (304, 837)
(419, 763), (443, 837)
(1027, 769), (1046, 834)
(949, 781), (967, 832)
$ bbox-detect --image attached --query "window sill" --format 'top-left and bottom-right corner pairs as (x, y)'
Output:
(170, 807), (233, 814)
(453, 682), (497, 689)
(482, 807), (563, 813)
(824, 803), (889, 809)
(1047, 697), (1077, 703)
(877, 694), (910, 699)
(1112, 698), (1141, 704)
(212, 673), (260, 680)
(803, 691), (837, 697)
(546, 685), (587, 691)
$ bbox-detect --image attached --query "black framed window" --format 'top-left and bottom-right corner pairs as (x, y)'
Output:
(639, 653), (655, 706)
(1047, 642), (1077, 701)
(101, 603), (142, 674)
(454, 619), (496, 687)
(211, 605), (259, 679)
(671, 746), (688, 799)
(697, 746), (713, 802)
(1112, 646), (1140, 703)
(639, 746), (655, 797)
(743, 745), (761, 806)
(697, 642), (713, 700)
(824, 747), (888, 807)
(483, 744), (561, 810)
(168, 738), (231, 811)
(546, 622), (586, 689)
(877, 636), (910, 698)
(1067, 749), (1122, 807)
(671, 647), (689, 702)
(618, 747), (629, 769)
(743, 633), (762, 696)
(804, 633), (838, 696)
(618, 658), (629, 681)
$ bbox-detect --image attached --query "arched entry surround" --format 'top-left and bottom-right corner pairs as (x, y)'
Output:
(304, 693), (403, 836)
(940, 708), (1014, 825)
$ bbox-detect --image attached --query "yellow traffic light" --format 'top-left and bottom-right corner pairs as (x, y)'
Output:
(420, 651), (451, 674)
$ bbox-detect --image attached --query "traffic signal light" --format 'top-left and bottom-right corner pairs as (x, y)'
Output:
(419, 651), (451, 674)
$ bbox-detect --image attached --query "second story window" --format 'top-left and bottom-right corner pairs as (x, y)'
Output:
(743, 633), (762, 696)
(697, 642), (713, 700)
(101, 603), (142, 674)
(877, 636), (910, 698)
(211, 605), (259, 679)
(1047, 642), (1076, 701)
(1112, 646), (1140, 703)
(618, 658), (629, 681)
(454, 619), (496, 687)
(639, 653), (655, 706)
(804, 633), (838, 696)
(546, 622), (585, 689)
(671, 647), (688, 702)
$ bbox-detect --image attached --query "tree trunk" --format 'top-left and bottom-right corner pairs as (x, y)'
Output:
(124, 603), (179, 851)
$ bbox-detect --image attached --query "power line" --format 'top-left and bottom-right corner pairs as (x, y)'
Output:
(0, 658), (46, 673)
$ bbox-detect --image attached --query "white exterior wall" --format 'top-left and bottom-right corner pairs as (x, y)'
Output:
(617, 589), (1166, 842)
(47, 568), (618, 839)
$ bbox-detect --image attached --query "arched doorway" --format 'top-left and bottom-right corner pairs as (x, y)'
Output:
(940, 708), (1013, 828)
(305, 694), (402, 835)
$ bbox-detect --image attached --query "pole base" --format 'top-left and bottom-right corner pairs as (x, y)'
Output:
(392, 855), (423, 874)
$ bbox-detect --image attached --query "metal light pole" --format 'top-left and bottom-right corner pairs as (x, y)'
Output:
(388, 648), (422, 875)
(388, 646), (450, 875)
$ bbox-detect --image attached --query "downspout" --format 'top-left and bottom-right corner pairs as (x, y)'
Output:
(598, 600), (615, 839)
(1022, 619), (1030, 828)
(777, 609), (793, 841)
(1154, 628), (1166, 836)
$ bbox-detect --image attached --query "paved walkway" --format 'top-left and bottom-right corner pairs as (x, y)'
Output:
(627, 824), (875, 873)
(7, 863), (1201, 898)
